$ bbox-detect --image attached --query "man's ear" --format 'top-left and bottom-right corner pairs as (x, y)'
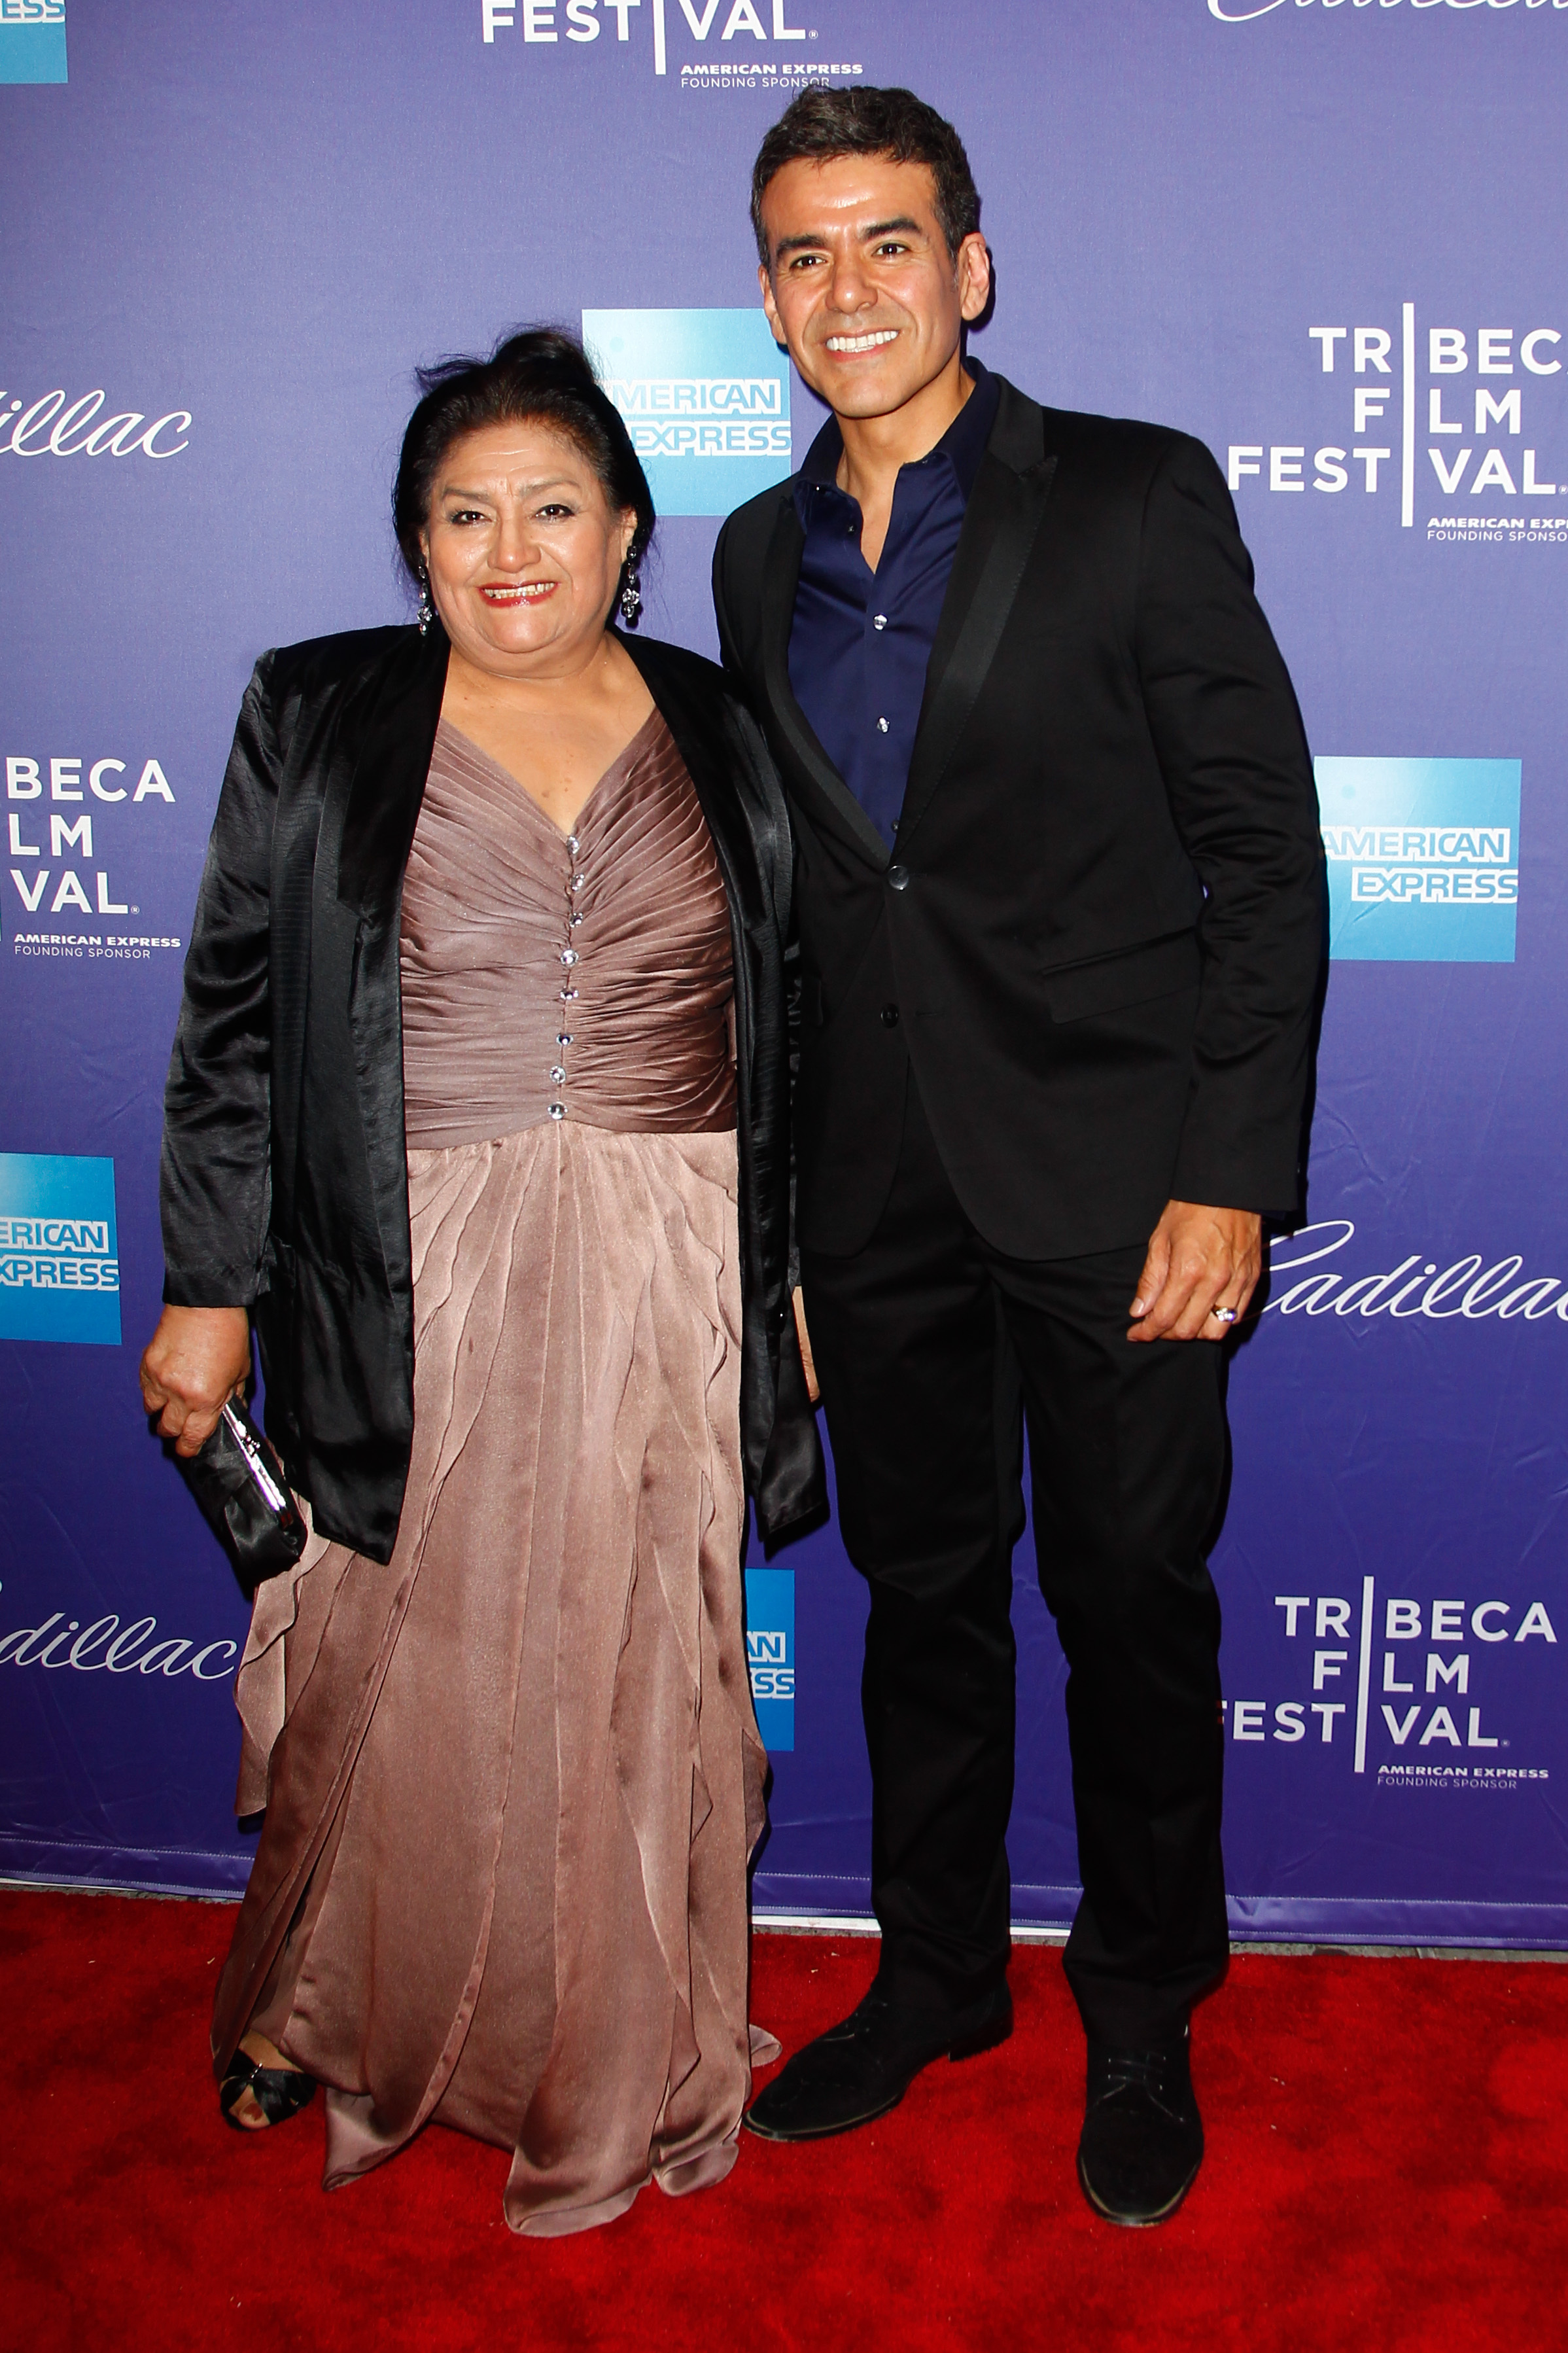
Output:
(956, 233), (992, 327)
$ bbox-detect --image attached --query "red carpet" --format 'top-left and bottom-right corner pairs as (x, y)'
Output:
(3, 1890), (1565, 2350)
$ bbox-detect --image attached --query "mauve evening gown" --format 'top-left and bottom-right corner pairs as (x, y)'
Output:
(209, 709), (776, 2236)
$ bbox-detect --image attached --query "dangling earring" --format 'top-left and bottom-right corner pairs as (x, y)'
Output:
(618, 565), (642, 629)
(416, 563), (435, 637)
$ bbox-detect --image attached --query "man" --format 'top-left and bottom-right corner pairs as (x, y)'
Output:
(713, 87), (1323, 2226)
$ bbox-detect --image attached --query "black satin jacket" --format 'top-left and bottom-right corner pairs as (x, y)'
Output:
(160, 622), (825, 1565)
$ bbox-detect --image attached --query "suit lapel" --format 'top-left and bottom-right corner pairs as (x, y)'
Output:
(896, 385), (1057, 854)
(315, 625), (447, 1322)
(336, 625), (449, 909)
(760, 497), (891, 870)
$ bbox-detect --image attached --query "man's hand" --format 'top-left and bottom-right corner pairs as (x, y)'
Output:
(1127, 1203), (1263, 1343)
(793, 1286), (820, 1405)
(139, 1305), (253, 1455)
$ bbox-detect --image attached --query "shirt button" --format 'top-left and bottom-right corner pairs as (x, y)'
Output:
(561, 948), (579, 966)
(550, 1065), (566, 1085)
(548, 1103), (565, 1121)
(557, 1031), (573, 1046)
(873, 614), (888, 631)
(571, 873), (587, 893)
(566, 836), (579, 856)
(877, 717), (890, 734)
(887, 864), (910, 891)
(880, 1002), (900, 1029)
(570, 913), (583, 927)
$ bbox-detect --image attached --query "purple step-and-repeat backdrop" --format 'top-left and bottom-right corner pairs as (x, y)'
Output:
(3, 0), (1567, 1944)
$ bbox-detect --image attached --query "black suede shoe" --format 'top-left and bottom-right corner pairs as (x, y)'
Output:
(1076, 2030), (1204, 2225)
(744, 1978), (1013, 2142)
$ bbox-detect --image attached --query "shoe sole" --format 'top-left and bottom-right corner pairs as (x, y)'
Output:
(743, 2082), (911, 2142)
(1075, 2148), (1201, 2228)
(742, 2004), (1013, 2143)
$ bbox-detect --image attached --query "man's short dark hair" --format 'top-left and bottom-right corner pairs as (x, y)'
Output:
(750, 86), (981, 272)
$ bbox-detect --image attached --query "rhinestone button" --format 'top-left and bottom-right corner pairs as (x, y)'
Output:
(559, 987), (578, 1002)
(557, 1031), (573, 1046)
(548, 1103), (565, 1120)
(566, 836), (579, 855)
(561, 948), (579, 966)
(550, 1065), (566, 1086)
(570, 913), (583, 928)
(877, 717), (890, 734)
(873, 613), (888, 631)
(571, 872), (587, 893)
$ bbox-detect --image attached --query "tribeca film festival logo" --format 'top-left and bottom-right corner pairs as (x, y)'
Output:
(0, 1582), (239, 1686)
(7, 749), (182, 959)
(0, 1152), (120, 1347)
(1261, 1220), (1568, 1326)
(1226, 1584), (1556, 1789)
(745, 1566), (794, 1751)
(480, 0), (865, 92)
(1316, 757), (1518, 962)
(0, 387), (191, 461)
(584, 310), (792, 515)
(1227, 313), (1563, 542)
(0, 0), (66, 86)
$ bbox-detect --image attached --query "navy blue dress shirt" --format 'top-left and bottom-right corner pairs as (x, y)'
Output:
(788, 362), (1000, 849)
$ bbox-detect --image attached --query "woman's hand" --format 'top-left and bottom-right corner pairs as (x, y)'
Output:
(139, 1305), (253, 1456)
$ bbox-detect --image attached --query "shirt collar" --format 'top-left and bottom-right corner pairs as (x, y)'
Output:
(797, 357), (1000, 506)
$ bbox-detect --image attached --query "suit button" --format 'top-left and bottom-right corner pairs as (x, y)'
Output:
(880, 1003), (900, 1029)
(887, 864), (910, 891)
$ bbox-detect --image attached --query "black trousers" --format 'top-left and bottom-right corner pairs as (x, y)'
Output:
(801, 1079), (1229, 2049)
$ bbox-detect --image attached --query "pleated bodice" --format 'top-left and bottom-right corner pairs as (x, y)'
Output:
(399, 709), (737, 1147)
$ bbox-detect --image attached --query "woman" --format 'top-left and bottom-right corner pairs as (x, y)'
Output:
(139, 328), (822, 2237)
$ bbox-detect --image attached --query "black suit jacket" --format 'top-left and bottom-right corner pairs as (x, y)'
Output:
(713, 376), (1325, 1264)
(160, 622), (824, 1562)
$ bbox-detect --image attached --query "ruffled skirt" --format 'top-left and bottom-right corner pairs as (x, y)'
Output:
(210, 1123), (772, 2235)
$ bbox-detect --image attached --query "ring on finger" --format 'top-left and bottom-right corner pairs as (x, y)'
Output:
(1209, 1305), (1238, 1325)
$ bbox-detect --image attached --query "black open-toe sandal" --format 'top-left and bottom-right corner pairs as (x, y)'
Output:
(220, 2049), (318, 2132)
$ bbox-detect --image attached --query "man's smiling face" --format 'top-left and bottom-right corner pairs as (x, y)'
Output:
(758, 152), (990, 425)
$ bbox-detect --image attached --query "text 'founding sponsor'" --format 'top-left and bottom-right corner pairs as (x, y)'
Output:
(8, 753), (177, 944)
(1226, 1587), (1556, 1788)
(0, 1154), (120, 1346)
(1227, 317), (1562, 535)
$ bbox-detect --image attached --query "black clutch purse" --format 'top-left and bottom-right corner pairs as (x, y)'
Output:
(179, 1398), (307, 1600)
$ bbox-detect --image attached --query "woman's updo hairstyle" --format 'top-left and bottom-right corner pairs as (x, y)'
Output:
(393, 327), (655, 628)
